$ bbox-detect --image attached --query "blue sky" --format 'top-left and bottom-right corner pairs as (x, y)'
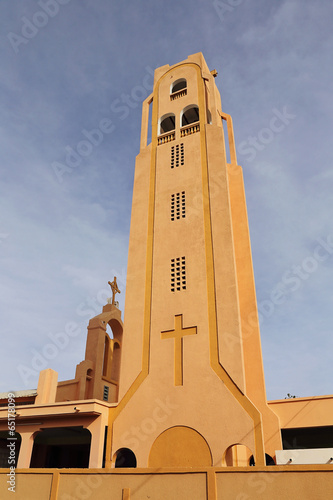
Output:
(0, 0), (332, 400)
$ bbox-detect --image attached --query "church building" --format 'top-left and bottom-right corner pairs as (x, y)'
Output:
(0, 53), (332, 499)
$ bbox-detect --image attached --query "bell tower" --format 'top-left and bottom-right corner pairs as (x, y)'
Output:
(106, 53), (281, 468)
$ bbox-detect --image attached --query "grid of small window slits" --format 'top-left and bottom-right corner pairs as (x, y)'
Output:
(103, 385), (109, 401)
(171, 257), (186, 292)
(171, 192), (185, 221)
(171, 143), (184, 168)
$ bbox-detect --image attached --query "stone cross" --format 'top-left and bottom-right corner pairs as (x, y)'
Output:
(108, 277), (121, 305)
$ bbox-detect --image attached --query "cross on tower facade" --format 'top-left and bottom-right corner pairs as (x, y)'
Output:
(161, 315), (197, 386)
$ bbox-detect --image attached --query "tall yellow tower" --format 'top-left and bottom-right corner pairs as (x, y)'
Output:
(106, 53), (281, 468)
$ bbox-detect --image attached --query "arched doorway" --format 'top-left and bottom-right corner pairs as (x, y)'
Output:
(114, 448), (137, 468)
(30, 427), (91, 468)
(148, 426), (212, 467)
(223, 444), (253, 467)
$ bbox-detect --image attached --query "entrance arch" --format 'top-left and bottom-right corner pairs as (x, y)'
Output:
(114, 448), (137, 468)
(148, 426), (212, 468)
(222, 444), (253, 467)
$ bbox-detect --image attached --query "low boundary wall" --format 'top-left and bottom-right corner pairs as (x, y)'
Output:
(0, 465), (332, 499)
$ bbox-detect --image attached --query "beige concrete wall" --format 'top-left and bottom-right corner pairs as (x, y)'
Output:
(0, 471), (53, 499)
(55, 379), (79, 401)
(268, 395), (333, 428)
(35, 369), (58, 405)
(1, 467), (332, 499)
(215, 467), (333, 499)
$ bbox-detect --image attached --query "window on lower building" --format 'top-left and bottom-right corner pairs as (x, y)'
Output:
(282, 426), (333, 449)
(103, 385), (109, 401)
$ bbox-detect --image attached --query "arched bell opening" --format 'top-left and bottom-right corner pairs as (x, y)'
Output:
(102, 319), (123, 384)
(159, 113), (176, 135)
(110, 341), (121, 381)
(181, 104), (199, 127)
(171, 78), (187, 94)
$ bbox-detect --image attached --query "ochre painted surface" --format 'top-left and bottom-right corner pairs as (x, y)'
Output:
(223, 444), (253, 467)
(215, 469), (333, 499)
(268, 395), (333, 428)
(1, 467), (332, 500)
(148, 426), (212, 467)
(0, 472), (53, 499)
(161, 315), (197, 386)
(35, 369), (58, 405)
(57, 471), (207, 500)
(110, 53), (266, 468)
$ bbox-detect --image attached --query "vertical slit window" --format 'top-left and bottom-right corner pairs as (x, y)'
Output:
(171, 194), (175, 221)
(171, 192), (186, 220)
(180, 143), (184, 165)
(171, 143), (184, 168)
(103, 385), (109, 401)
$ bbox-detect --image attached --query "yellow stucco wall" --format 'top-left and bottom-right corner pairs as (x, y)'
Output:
(1, 467), (332, 499)
(109, 52), (271, 469)
(268, 396), (333, 428)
